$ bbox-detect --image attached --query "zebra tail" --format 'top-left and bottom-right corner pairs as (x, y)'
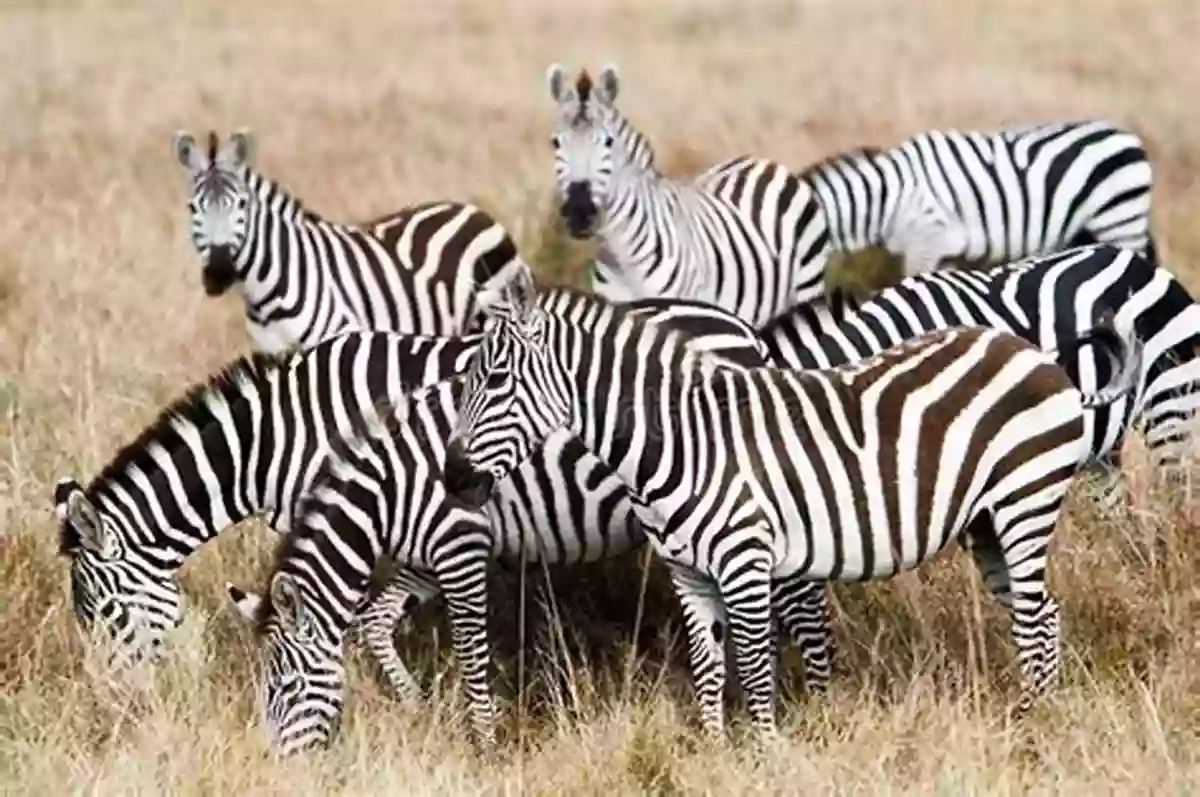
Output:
(1050, 316), (1144, 410)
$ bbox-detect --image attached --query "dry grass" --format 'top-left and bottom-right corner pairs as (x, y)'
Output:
(3, 0), (1200, 793)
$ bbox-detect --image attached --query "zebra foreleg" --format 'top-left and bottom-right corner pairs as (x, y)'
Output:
(434, 537), (498, 749)
(667, 563), (729, 740)
(717, 543), (779, 739)
(772, 573), (834, 694)
(355, 569), (441, 704)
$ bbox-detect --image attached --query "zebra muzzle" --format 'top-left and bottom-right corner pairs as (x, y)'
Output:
(561, 182), (598, 239)
(202, 245), (239, 296)
(443, 441), (494, 508)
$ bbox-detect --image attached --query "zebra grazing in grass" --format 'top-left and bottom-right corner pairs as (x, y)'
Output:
(221, 302), (817, 755)
(228, 391), (499, 752)
(759, 244), (1200, 487)
(51, 302), (770, 703)
(547, 64), (830, 326)
(442, 268), (1142, 738)
(173, 130), (523, 353)
(801, 120), (1157, 278)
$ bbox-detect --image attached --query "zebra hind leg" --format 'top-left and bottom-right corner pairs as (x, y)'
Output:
(772, 573), (833, 694)
(668, 563), (729, 740)
(970, 505), (1063, 717)
(355, 569), (442, 703)
(717, 542), (779, 740)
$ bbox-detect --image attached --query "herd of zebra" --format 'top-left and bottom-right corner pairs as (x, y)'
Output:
(50, 63), (1200, 754)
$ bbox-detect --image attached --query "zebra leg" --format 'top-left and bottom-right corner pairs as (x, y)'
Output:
(435, 546), (497, 748)
(668, 563), (729, 740)
(717, 544), (779, 739)
(355, 569), (442, 703)
(772, 573), (833, 694)
(975, 507), (1063, 716)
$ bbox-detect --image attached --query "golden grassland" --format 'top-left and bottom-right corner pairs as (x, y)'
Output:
(2, 1), (1199, 793)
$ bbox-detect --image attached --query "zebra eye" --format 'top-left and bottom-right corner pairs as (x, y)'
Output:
(485, 371), (508, 390)
(235, 196), (248, 211)
(550, 136), (560, 150)
(603, 135), (615, 147)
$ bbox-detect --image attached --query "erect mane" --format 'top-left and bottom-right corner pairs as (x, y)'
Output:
(85, 352), (287, 500)
(575, 69), (593, 104)
(797, 146), (886, 180)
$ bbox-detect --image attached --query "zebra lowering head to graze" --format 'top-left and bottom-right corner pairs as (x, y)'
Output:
(173, 130), (524, 353)
(800, 120), (1157, 278)
(443, 268), (1143, 739)
(758, 244), (1200, 496)
(228, 395), (498, 753)
(546, 63), (830, 326)
(49, 303), (772, 696)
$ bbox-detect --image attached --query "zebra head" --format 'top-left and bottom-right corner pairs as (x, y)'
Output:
(53, 478), (183, 666)
(173, 130), (256, 297)
(444, 266), (572, 507)
(547, 63), (638, 239)
(229, 574), (346, 755)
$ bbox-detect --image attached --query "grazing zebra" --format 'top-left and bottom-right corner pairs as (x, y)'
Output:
(51, 302), (770, 698)
(801, 120), (1157, 277)
(442, 269), (1142, 737)
(547, 64), (830, 326)
(759, 244), (1200, 486)
(173, 130), (523, 353)
(228, 396), (499, 752)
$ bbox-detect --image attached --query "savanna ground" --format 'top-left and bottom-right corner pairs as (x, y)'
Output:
(2, 0), (1199, 793)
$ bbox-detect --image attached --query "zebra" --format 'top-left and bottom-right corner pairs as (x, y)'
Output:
(51, 302), (771, 701)
(227, 395), (500, 752)
(800, 120), (1157, 278)
(441, 269), (1143, 738)
(173, 130), (524, 354)
(758, 244), (1200, 488)
(547, 64), (830, 326)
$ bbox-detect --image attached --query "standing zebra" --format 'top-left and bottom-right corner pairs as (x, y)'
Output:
(801, 120), (1157, 277)
(51, 302), (771, 701)
(759, 245), (1200, 485)
(173, 130), (524, 353)
(547, 64), (830, 326)
(442, 270), (1142, 737)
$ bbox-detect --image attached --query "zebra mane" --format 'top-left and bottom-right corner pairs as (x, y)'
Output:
(84, 352), (287, 500)
(256, 383), (462, 636)
(797, 146), (886, 179)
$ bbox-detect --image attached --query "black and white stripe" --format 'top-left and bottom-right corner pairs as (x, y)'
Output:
(760, 244), (1200, 484)
(547, 64), (829, 326)
(173, 130), (523, 353)
(52, 302), (769, 706)
(802, 120), (1157, 277)
(444, 273), (1142, 738)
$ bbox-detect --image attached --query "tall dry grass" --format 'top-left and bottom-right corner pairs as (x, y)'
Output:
(2, 1), (1199, 793)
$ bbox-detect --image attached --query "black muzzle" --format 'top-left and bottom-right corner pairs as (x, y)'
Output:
(202, 245), (239, 296)
(443, 440), (495, 508)
(560, 181), (598, 239)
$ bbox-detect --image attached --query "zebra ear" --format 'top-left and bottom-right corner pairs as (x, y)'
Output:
(54, 478), (119, 560)
(269, 572), (312, 641)
(595, 64), (620, 107)
(227, 583), (265, 623)
(501, 262), (539, 322)
(225, 130), (254, 168)
(173, 131), (202, 170)
(547, 63), (570, 104)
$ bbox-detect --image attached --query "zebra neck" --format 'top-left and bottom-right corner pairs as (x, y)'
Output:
(813, 153), (903, 253)
(597, 175), (705, 300)
(569, 322), (701, 513)
(237, 175), (355, 344)
(90, 378), (272, 563)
